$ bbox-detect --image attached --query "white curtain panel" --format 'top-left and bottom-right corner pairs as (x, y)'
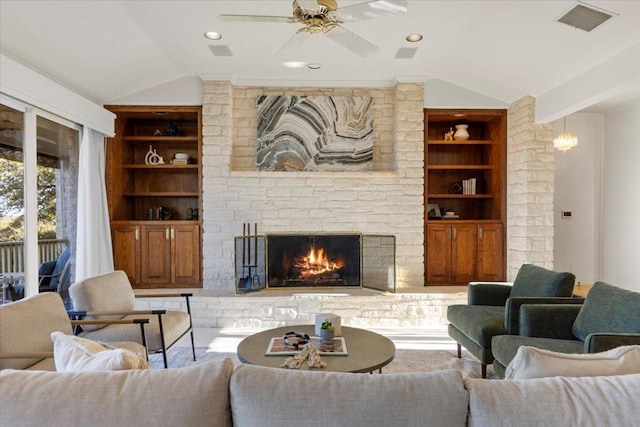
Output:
(75, 127), (114, 281)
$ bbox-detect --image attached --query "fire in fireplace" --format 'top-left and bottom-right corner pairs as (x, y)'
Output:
(267, 234), (361, 288)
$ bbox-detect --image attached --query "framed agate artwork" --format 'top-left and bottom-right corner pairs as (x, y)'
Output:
(256, 95), (373, 171)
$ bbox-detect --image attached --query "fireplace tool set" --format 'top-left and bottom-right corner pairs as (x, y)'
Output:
(238, 223), (262, 292)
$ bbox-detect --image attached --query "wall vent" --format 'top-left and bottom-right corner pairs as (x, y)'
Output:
(557, 3), (615, 32)
(209, 45), (233, 57)
(395, 47), (417, 59)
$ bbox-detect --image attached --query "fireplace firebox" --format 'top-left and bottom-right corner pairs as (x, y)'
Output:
(266, 234), (361, 288)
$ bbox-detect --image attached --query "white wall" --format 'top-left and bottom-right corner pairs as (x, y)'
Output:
(553, 113), (603, 284)
(601, 100), (640, 292)
(424, 79), (508, 109)
(105, 76), (203, 106)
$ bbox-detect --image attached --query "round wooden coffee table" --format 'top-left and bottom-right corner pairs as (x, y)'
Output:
(237, 325), (395, 373)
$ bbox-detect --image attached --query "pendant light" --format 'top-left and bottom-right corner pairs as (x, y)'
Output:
(553, 117), (578, 152)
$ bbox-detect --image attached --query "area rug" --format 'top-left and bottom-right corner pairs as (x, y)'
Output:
(149, 348), (496, 379)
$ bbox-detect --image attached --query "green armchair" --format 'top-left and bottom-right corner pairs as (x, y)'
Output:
(447, 263), (577, 378)
(491, 282), (640, 378)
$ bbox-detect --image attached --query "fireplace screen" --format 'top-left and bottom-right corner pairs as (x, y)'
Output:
(266, 234), (361, 288)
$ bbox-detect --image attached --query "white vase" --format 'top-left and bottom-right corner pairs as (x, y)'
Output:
(453, 124), (469, 141)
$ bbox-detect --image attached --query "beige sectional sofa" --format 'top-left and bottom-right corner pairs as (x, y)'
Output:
(1, 359), (638, 427)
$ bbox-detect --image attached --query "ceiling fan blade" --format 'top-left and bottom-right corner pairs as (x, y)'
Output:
(276, 31), (312, 56)
(218, 14), (294, 23)
(336, 0), (408, 22)
(326, 26), (380, 58)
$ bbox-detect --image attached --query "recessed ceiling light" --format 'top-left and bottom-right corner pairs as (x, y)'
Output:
(406, 33), (423, 42)
(204, 32), (222, 40)
(283, 61), (307, 68)
(308, 63), (321, 70)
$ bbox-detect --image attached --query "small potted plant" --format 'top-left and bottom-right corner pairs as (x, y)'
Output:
(319, 320), (335, 341)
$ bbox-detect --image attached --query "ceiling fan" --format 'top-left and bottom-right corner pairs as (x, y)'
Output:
(219, 0), (408, 58)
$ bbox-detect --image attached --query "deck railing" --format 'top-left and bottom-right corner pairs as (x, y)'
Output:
(0, 239), (68, 273)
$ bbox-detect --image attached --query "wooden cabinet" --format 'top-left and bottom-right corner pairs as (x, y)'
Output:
(112, 224), (141, 285)
(424, 109), (506, 284)
(476, 223), (504, 282)
(426, 222), (503, 284)
(106, 106), (202, 288)
(112, 223), (200, 287)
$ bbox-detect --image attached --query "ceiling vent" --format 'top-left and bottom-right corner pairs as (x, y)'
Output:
(209, 45), (233, 57)
(557, 3), (615, 32)
(395, 47), (417, 59)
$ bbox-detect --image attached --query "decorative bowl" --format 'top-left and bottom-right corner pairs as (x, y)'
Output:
(174, 152), (189, 160)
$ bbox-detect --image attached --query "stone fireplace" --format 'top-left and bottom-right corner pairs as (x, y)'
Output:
(202, 81), (426, 293)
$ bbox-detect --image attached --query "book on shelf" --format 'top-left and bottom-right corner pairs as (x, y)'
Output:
(265, 336), (348, 356)
(462, 178), (477, 195)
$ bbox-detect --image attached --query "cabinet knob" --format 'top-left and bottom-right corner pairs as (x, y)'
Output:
(135, 228), (139, 241)
(171, 228), (175, 240)
(452, 227), (457, 239)
(165, 228), (170, 240)
(479, 227), (483, 239)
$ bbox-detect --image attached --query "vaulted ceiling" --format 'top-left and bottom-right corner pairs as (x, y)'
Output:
(1, 1), (639, 117)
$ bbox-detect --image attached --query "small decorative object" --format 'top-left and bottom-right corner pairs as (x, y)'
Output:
(170, 152), (189, 165)
(186, 207), (194, 220)
(427, 203), (441, 218)
(153, 129), (163, 136)
(167, 121), (178, 136)
(449, 182), (463, 194)
(319, 320), (335, 342)
(444, 127), (454, 141)
(453, 124), (469, 141)
(144, 145), (165, 165)
(315, 313), (341, 336)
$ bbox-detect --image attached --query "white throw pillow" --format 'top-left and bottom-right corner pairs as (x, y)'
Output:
(505, 345), (640, 379)
(51, 331), (148, 372)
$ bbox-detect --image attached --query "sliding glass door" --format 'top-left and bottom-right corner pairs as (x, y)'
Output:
(0, 98), (79, 300)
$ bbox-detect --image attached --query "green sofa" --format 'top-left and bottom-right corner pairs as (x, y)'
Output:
(492, 282), (640, 378)
(447, 264), (577, 377)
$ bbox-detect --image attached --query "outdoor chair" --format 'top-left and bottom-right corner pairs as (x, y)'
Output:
(447, 263), (578, 378)
(68, 270), (195, 368)
(0, 292), (148, 371)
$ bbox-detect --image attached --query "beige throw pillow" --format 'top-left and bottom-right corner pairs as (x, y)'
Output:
(51, 331), (148, 372)
(505, 345), (640, 379)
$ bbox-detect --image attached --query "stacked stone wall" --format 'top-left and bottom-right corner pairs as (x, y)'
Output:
(506, 96), (555, 279)
(201, 81), (425, 291)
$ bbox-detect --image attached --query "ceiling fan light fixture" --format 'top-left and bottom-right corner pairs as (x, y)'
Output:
(405, 33), (423, 42)
(308, 63), (322, 70)
(554, 117), (578, 152)
(204, 31), (222, 40)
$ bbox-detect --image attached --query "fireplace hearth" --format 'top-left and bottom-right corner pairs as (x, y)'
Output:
(267, 234), (361, 288)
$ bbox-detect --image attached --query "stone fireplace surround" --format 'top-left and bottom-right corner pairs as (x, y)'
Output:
(202, 81), (426, 293)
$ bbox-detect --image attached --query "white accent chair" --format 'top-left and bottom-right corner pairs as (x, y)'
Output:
(68, 270), (195, 368)
(0, 292), (148, 370)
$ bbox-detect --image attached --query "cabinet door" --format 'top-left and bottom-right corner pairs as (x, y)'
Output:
(451, 224), (477, 283)
(171, 224), (201, 285)
(140, 225), (171, 285)
(112, 224), (140, 285)
(477, 224), (504, 282)
(426, 224), (452, 283)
